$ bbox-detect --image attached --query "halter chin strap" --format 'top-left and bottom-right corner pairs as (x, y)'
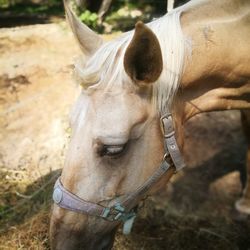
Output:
(53, 113), (185, 234)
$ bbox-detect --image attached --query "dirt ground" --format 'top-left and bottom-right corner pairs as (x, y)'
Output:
(0, 23), (249, 250)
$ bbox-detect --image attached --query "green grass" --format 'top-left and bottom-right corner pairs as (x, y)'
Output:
(0, 2), (64, 16)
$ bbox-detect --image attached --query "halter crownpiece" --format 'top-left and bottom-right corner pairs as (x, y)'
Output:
(53, 113), (185, 234)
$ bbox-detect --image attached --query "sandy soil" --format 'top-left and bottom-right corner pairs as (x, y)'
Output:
(0, 22), (84, 185)
(0, 23), (249, 250)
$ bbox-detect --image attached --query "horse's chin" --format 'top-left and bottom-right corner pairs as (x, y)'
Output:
(96, 233), (116, 250)
(56, 235), (115, 250)
(80, 232), (116, 250)
(51, 233), (115, 250)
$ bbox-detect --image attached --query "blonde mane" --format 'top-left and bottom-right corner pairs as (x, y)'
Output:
(74, 8), (188, 115)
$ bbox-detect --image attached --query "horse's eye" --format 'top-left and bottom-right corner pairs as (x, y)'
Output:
(98, 144), (127, 157)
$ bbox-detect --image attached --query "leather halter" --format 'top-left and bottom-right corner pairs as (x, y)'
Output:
(52, 113), (185, 234)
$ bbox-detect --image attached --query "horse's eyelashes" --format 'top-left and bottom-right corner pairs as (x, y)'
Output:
(97, 144), (128, 158)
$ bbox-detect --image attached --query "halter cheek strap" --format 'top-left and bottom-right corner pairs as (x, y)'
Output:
(52, 113), (185, 234)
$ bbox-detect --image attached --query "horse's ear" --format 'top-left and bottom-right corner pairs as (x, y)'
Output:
(124, 21), (163, 84)
(63, 0), (103, 56)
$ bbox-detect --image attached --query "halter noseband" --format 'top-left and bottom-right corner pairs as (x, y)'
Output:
(52, 113), (185, 234)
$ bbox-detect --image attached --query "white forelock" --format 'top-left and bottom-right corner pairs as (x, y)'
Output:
(74, 8), (189, 115)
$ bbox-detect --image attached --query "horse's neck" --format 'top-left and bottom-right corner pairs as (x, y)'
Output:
(175, 0), (250, 122)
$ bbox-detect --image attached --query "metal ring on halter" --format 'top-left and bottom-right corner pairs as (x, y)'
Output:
(163, 151), (170, 161)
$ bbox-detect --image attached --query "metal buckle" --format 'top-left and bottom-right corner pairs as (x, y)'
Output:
(160, 112), (172, 120)
(101, 203), (137, 234)
(101, 203), (135, 222)
(160, 113), (175, 138)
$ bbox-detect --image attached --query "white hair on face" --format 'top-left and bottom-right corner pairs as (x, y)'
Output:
(74, 8), (189, 115)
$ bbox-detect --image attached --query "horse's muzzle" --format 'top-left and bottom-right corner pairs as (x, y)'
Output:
(50, 209), (117, 250)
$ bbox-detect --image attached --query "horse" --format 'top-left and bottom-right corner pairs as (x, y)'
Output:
(50, 0), (250, 249)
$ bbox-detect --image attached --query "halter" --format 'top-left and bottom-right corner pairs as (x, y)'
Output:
(52, 113), (185, 234)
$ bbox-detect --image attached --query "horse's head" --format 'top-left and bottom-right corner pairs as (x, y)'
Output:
(50, 2), (179, 249)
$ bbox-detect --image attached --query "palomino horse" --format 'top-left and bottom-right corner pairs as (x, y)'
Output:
(50, 0), (250, 249)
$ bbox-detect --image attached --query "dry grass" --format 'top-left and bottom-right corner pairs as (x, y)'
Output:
(0, 167), (59, 250)
(0, 211), (49, 250)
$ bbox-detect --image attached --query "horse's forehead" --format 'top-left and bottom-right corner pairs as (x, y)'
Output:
(92, 89), (136, 108)
(90, 89), (148, 123)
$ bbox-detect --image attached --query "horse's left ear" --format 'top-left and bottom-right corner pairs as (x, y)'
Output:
(63, 0), (103, 56)
(124, 21), (163, 84)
